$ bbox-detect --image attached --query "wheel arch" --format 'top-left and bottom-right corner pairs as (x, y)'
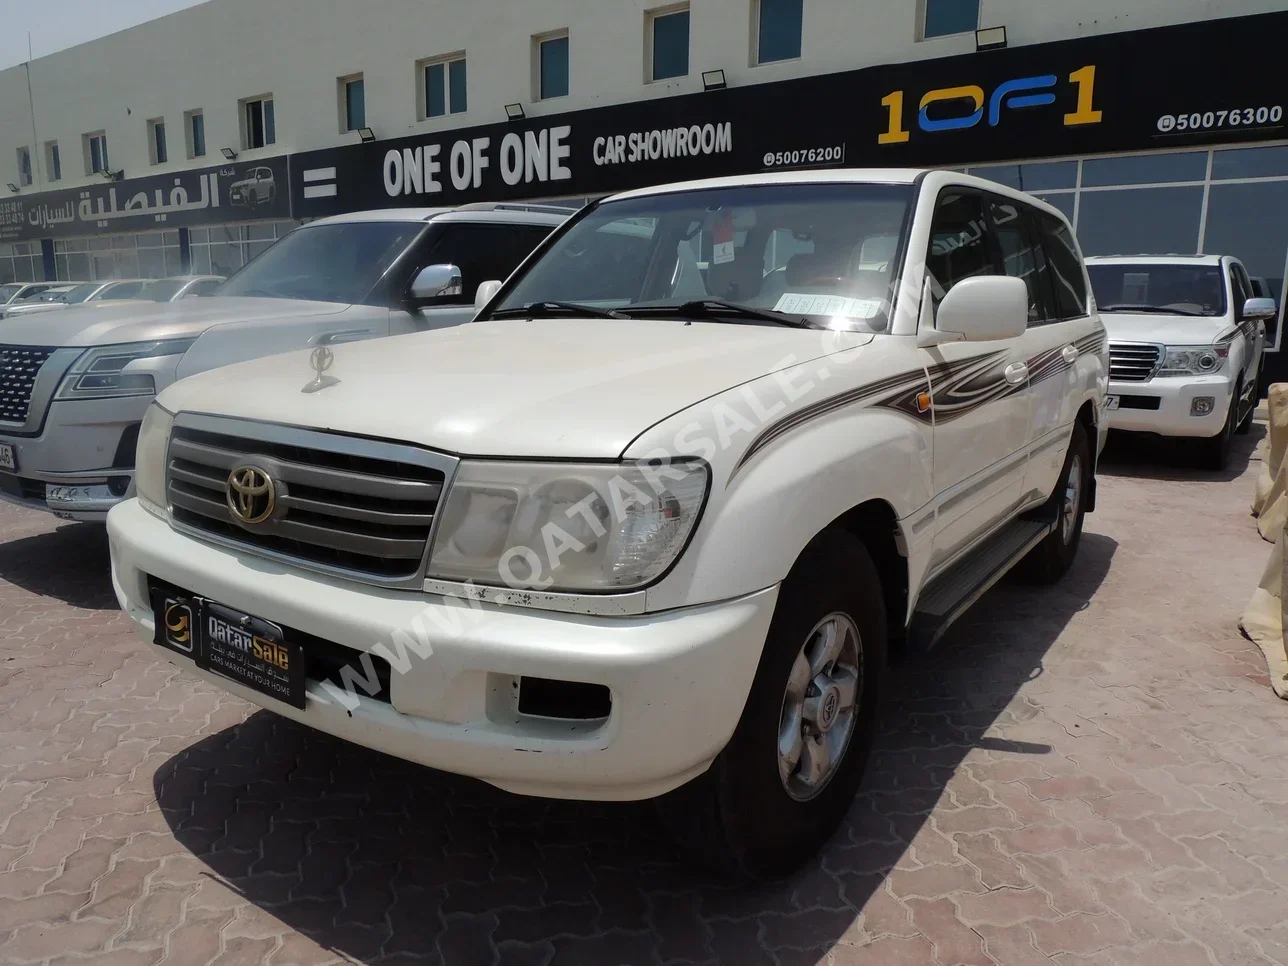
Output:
(825, 499), (910, 665)
(1076, 400), (1098, 513)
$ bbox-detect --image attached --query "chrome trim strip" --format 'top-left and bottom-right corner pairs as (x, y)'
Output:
(938, 448), (1028, 517)
(422, 578), (649, 617)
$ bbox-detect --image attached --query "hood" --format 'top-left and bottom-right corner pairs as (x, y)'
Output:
(158, 318), (857, 459)
(0, 296), (349, 348)
(1101, 312), (1232, 346)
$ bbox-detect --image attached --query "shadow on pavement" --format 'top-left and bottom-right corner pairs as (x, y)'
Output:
(1098, 420), (1264, 483)
(0, 523), (117, 610)
(154, 533), (1116, 964)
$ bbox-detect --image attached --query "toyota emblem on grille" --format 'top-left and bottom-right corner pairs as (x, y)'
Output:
(226, 465), (277, 525)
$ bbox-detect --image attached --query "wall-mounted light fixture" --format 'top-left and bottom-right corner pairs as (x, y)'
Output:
(221, 147), (238, 161)
(976, 26), (1008, 51)
(504, 103), (526, 121)
(702, 69), (728, 91)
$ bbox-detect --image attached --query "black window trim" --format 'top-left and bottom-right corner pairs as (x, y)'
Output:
(1034, 207), (1092, 323)
(924, 184), (1002, 306)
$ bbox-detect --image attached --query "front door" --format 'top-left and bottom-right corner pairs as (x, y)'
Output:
(923, 187), (1032, 574)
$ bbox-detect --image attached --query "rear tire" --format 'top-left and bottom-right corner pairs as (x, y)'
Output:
(1020, 421), (1090, 585)
(657, 530), (886, 880)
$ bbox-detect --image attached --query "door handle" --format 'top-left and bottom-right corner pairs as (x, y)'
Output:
(1004, 363), (1029, 385)
(309, 328), (375, 346)
(1062, 345), (1079, 364)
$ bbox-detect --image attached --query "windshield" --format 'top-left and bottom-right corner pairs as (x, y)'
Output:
(140, 280), (186, 302)
(217, 221), (424, 303)
(492, 183), (914, 330)
(1088, 264), (1227, 318)
(57, 283), (101, 303)
(0, 284), (22, 302)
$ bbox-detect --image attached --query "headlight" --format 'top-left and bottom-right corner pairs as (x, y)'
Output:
(55, 339), (195, 400)
(134, 403), (174, 511)
(1158, 345), (1226, 376)
(427, 459), (709, 592)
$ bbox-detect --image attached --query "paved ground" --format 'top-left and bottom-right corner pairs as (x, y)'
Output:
(0, 420), (1285, 966)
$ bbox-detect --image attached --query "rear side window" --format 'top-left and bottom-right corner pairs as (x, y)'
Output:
(987, 196), (1045, 325)
(1037, 213), (1088, 320)
(925, 189), (996, 302)
(103, 281), (143, 300)
(421, 224), (537, 303)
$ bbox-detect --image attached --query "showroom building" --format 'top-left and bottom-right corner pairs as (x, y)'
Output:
(1, 0), (1287, 354)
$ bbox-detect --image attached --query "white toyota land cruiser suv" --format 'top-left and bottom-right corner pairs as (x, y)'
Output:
(0, 203), (565, 520)
(1085, 254), (1274, 470)
(108, 170), (1107, 877)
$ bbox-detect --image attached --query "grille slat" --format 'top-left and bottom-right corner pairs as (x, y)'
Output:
(0, 346), (55, 424)
(1109, 343), (1161, 383)
(166, 425), (446, 583)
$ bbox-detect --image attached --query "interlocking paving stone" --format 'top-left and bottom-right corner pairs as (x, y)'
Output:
(0, 423), (1284, 964)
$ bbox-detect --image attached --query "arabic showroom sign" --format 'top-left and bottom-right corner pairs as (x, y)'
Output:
(0, 156), (290, 242)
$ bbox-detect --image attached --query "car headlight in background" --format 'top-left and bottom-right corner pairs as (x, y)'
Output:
(428, 460), (709, 593)
(1158, 344), (1227, 376)
(55, 339), (196, 400)
(134, 403), (174, 512)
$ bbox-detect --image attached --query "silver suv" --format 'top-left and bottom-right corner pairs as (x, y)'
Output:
(0, 202), (569, 521)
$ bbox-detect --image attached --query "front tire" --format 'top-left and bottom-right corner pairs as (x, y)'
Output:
(1197, 387), (1237, 471)
(1020, 421), (1090, 585)
(658, 531), (886, 880)
(1236, 373), (1257, 435)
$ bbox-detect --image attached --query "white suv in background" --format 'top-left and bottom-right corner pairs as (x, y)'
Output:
(1086, 255), (1274, 470)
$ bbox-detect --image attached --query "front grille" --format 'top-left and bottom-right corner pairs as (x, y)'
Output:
(0, 346), (55, 424)
(1109, 343), (1162, 383)
(165, 424), (447, 584)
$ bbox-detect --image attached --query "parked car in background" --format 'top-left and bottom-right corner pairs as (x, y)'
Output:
(229, 167), (277, 207)
(1086, 254), (1273, 470)
(0, 282), (61, 306)
(0, 279), (150, 319)
(0, 202), (569, 520)
(107, 170), (1107, 878)
(139, 276), (226, 302)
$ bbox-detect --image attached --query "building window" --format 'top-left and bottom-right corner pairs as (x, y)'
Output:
(44, 141), (60, 182)
(186, 110), (206, 159)
(242, 96), (276, 150)
(421, 54), (467, 119)
(16, 147), (32, 187)
(341, 75), (365, 132)
(923, 0), (980, 38)
(648, 6), (690, 81)
(754, 0), (803, 64)
(84, 132), (109, 175)
(537, 32), (569, 100)
(148, 118), (168, 165)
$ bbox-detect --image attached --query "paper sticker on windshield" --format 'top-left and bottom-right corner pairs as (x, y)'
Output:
(774, 294), (883, 319)
(712, 211), (736, 265)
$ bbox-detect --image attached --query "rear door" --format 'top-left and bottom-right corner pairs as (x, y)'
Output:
(923, 187), (1032, 573)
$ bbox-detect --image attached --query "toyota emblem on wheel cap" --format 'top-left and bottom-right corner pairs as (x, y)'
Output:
(226, 465), (276, 525)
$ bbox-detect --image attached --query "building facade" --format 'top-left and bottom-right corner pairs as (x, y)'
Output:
(2, 0), (1287, 351)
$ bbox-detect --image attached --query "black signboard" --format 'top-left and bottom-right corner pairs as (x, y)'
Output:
(291, 11), (1288, 219)
(0, 155), (291, 243)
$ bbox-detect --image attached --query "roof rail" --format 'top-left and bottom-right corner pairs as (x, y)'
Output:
(454, 201), (579, 215)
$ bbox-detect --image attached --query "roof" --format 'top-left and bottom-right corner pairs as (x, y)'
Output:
(1085, 254), (1226, 266)
(307, 202), (573, 228)
(609, 168), (929, 201)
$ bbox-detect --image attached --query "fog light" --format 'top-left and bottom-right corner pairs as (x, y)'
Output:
(1191, 397), (1215, 416)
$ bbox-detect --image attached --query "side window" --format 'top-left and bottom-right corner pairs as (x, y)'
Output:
(103, 281), (143, 300)
(1231, 264), (1253, 316)
(190, 279), (221, 297)
(987, 196), (1044, 325)
(511, 225), (555, 263)
(421, 224), (527, 303)
(1037, 213), (1088, 320)
(925, 189), (996, 302)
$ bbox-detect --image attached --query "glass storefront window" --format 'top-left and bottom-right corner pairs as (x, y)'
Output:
(1204, 180), (1288, 307)
(1212, 145), (1288, 181)
(1077, 185), (1204, 256)
(1082, 152), (1207, 187)
(969, 160), (1078, 191)
(1033, 193), (1076, 223)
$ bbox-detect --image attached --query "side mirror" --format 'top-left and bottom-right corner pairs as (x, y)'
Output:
(474, 279), (503, 312)
(932, 275), (1029, 343)
(1244, 297), (1278, 321)
(408, 264), (463, 307)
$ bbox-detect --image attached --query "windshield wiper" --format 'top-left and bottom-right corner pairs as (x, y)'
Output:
(491, 300), (631, 320)
(627, 298), (812, 328)
(1099, 303), (1205, 317)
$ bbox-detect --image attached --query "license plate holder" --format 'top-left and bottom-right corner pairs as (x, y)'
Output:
(150, 591), (306, 709)
(1105, 395), (1120, 411)
(0, 443), (15, 472)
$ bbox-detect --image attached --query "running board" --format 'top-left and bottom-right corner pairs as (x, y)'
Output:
(908, 517), (1055, 653)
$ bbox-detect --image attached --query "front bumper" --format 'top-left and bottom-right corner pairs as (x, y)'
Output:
(1106, 375), (1233, 438)
(108, 498), (777, 801)
(0, 396), (147, 521)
